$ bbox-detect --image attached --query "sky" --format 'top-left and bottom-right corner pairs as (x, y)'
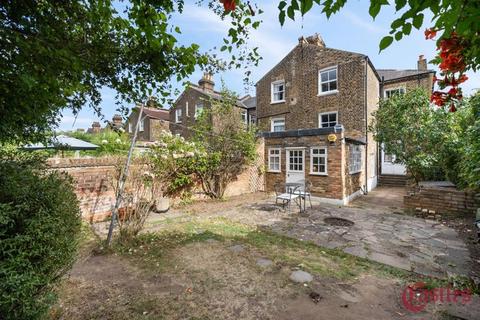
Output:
(58, 0), (480, 131)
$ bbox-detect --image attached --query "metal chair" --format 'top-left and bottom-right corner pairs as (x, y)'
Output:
(294, 180), (313, 209)
(274, 183), (300, 213)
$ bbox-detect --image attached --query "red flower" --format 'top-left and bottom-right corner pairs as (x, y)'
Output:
(449, 103), (457, 112)
(220, 0), (236, 12)
(448, 87), (458, 96)
(457, 74), (468, 84)
(425, 28), (437, 39)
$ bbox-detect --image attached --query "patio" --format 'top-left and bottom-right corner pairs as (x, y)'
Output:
(145, 187), (473, 278)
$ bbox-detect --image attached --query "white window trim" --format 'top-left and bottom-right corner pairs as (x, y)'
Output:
(349, 144), (363, 174)
(318, 65), (339, 96)
(194, 103), (203, 119)
(270, 117), (285, 132)
(384, 86), (406, 98)
(128, 122), (132, 133)
(185, 102), (189, 117)
(139, 118), (145, 132)
(318, 111), (338, 128)
(286, 147), (305, 173)
(241, 110), (248, 124)
(175, 108), (182, 123)
(268, 148), (281, 173)
(271, 80), (286, 104)
(310, 147), (328, 176)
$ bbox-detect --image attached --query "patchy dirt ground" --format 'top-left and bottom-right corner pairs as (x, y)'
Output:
(53, 216), (473, 320)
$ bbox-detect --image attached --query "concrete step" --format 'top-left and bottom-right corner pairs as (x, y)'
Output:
(378, 174), (407, 186)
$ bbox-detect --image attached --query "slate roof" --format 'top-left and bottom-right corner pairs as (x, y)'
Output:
(142, 107), (169, 120)
(189, 84), (255, 109)
(377, 69), (434, 82)
(240, 95), (257, 109)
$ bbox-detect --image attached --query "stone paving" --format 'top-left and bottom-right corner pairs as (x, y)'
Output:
(268, 204), (472, 278)
(143, 187), (473, 278)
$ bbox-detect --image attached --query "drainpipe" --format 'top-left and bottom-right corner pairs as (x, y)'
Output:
(364, 58), (368, 194)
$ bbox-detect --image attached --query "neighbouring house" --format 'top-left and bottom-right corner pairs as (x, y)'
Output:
(256, 33), (434, 204)
(376, 56), (435, 181)
(126, 106), (170, 142)
(169, 73), (256, 138)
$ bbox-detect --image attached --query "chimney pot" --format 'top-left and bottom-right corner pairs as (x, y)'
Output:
(305, 33), (325, 47)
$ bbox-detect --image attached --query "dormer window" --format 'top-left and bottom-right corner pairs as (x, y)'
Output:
(318, 66), (338, 95)
(271, 80), (285, 103)
(175, 108), (182, 123)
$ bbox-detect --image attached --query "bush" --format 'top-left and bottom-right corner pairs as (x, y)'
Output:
(67, 128), (130, 156)
(0, 150), (81, 319)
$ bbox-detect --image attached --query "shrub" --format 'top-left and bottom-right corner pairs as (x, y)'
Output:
(67, 128), (130, 156)
(0, 149), (81, 319)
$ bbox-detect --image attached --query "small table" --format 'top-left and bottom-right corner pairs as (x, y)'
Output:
(285, 182), (305, 213)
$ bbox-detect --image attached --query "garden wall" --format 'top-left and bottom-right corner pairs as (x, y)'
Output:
(404, 185), (480, 215)
(47, 140), (265, 221)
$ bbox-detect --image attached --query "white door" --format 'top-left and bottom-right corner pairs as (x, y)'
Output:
(286, 149), (305, 184)
(381, 146), (406, 175)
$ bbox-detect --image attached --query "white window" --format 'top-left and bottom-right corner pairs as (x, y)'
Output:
(319, 66), (338, 95)
(310, 147), (327, 175)
(271, 80), (285, 103)
(195, 103), (203, 119)
(268, 148), (281, 172)
(186, 102), (189, 116)
(175, 108), (182, 123)
(139, 119), (145, 132)
(319, 112), (338, 128)
(241, 110), (248, 124)
(385, 87), (406, 98)
(271, 117), (285, 132)
(287, 149), (304, 172)
(349, 144), (362, 174)
(249, 114), (256, 126)
(128, 122), (132, 133)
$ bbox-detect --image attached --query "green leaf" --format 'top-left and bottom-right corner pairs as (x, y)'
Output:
(402, 23), (412, 35)
(301, 0), (314, 15)
(379, 36), (394, 51)
(412, 13), (424, 29)
(279, 10), (286, 25)
(395, 31), (403, 40)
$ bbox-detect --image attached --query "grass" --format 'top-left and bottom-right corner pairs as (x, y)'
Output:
(113, 216), (411, 281)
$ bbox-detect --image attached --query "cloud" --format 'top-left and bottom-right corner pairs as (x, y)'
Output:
(342, 10), (388, 35)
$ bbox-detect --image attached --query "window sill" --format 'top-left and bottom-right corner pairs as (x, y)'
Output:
(309, 172), (328, 176)
(349, 170), (362, 175)
(270, 100), (286, 105)
(317, 90), (339, 97)
(268, 170), (281, 173)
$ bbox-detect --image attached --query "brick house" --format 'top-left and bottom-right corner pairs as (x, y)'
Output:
(257, 34), (433, 204)
(126, 107), (170, 142)
(169, 73), (256, 137)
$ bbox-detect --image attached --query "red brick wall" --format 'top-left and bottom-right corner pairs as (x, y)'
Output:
(47, 157), (120, 222)
(404, 186), (479, 215)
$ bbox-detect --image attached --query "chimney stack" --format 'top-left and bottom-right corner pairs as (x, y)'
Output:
(91, 121), (101, 133)
(112, 114), (123, 127)
(198, 72), (215, 92)
(305, 33), (325, 47)
(418, 55), (427, 71)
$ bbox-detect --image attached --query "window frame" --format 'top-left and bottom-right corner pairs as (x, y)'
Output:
(270, 117), (285, 132)
(271, 80), (286, 104)
(384, 87), (406, 98)
(318, 66), (338, 96)
(318, 111), (338, 128)
(194, 102), (204, 119)
(139, 118), (145, 132)
(310, 147), (328, 175)
(175, 108), (182, 123)
(349, 144), (363, 174)
(241, 110), (248, 124)
(268, 148), (281, 173)
(249, 114), (256, 126)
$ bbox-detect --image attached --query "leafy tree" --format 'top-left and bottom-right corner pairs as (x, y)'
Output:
(67, 129), (131, 156)
(273, 0), (480, 70)
(0, 0), (260, 142)
(0, 149), (81, 319)
(369, 89), (450, 183)
(192, 87), (257, 198)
